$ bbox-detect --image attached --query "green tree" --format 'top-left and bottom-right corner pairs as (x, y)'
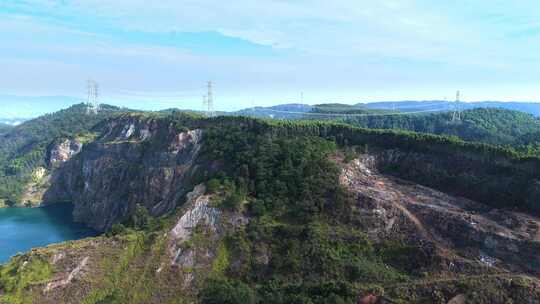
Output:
(200, 277), (256, 304)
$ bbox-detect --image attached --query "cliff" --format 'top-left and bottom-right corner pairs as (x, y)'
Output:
(43, 115), (204, 231)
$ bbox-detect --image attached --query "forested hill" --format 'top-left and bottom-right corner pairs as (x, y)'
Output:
(361, 100), (540, 116)
(233, 104), (540, 149)
(0, 103), (126, 204)
(0, 124), (11, 135)
(340, 108), (540, 146)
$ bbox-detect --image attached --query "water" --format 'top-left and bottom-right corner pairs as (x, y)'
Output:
(0, 203), (97, 263)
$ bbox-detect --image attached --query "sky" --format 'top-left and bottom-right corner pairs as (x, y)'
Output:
(1, 0), (540, 115)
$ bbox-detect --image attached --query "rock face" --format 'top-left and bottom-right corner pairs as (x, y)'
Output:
(339, 154), (540, 276)
(164, 184), (250, 289)
(169, 184), (220, 263)
(166, 185), (220, 288)
(47, 138), (83, 168)
(43, 115), (203, 231)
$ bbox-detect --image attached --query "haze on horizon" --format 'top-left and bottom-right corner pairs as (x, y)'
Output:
(1, 1), (540, 116)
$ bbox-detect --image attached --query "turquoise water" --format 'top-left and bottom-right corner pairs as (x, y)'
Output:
(0, 204), (97, 263)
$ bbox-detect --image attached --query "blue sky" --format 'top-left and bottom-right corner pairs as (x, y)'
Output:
(1, 0), (540, 114)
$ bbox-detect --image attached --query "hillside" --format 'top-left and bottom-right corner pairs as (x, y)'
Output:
(340, 108), (540, 146)
(0, 124), (11, 135)
(233, 104), (540, 151)
(0, 112), (538, 303)
(0, 104), (126, 206)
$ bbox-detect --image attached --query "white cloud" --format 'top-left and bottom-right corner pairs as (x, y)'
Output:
(2, 0), (540, 106)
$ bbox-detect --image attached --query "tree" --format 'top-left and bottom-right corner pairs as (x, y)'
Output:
(200, 277), (256, 304)
(132, 204), (151, 230)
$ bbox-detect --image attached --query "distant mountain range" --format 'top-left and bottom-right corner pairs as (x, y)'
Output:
(2, 94), (540, 121)
(361, 100), (540, 116)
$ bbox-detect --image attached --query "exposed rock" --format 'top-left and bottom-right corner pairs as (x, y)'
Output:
(47, 138), (83, 168)
(385, 274), (540, 304)
(50, 252), (65, 265)
(447, 294), (466, 304)
(20, 167), (50, 206)
(164, 183), (250, 289)
(43, 116), (204, 231)
(339, 154), (540, 276)
(169, 184), (220, 265)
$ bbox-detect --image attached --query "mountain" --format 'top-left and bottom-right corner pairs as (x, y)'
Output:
(235, 100), (540, 118)
(0, 124), (12, 135)
(0, 109), (539, 303)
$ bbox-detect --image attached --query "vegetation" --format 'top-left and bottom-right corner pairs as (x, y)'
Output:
(0, 254), (53, 304)
(0, 110), (539, 303)
(194, 123), (413, 303)
(170, 113), (540, 214)
(190, 113), (540, 302)
(339, 108), (540, 146)
(0, 124), (12, 135)
(200, 277), (256, 304)
(0, 104), (125, 205)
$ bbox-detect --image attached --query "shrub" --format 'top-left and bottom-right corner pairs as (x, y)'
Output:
(207, 178), (221, 193)
(106, 223), (127, 237)
(200, 277), (256, 304)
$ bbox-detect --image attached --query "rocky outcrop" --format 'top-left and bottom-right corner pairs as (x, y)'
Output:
(165, 184), (249, 289)
(169, 184), (220, 260)
(47, 138), (83, 168)
(43, 115), (204, 231)
(18, 137), (83, 207)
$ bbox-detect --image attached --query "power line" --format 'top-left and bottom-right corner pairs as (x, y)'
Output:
(384, 101), (453, 109)
(262, 107), (449, 118)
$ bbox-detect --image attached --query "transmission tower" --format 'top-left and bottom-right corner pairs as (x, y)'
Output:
(451, 90), (461, 122)
(203, 81), (215, 117)
(86, 79), (100, 114)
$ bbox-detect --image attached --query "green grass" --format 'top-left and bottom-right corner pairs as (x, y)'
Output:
(0, 254), (53, 304)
